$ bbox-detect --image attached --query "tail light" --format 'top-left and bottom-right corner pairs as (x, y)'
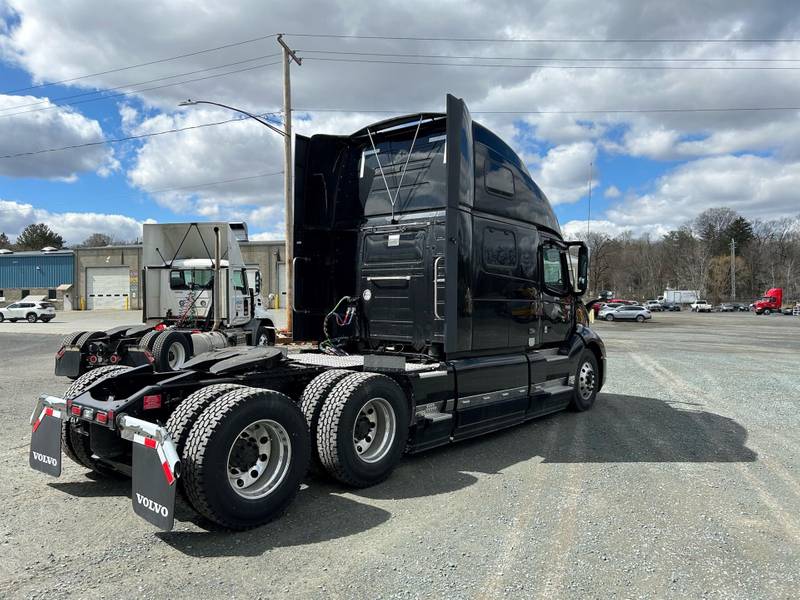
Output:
(95, 411), (108, 424)
(109, 354), (120, 364)
(88, 354), (98, 364)
(143, 394), (162, 410)
(71, 405), (82, 416)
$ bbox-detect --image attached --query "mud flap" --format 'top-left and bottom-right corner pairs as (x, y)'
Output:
(131, 438), (176, 531)
(120, 416), (180, 531)
(29, 406), (63, 477)
(55, 349), (82, 377)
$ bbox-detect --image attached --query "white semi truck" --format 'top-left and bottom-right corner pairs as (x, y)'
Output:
(55, 222), (278, 378)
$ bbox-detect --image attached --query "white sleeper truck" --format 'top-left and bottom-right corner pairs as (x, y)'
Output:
(55, 222), (277, 377)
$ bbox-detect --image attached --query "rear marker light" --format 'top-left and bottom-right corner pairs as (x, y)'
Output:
(95, 411), (108, 424)
(71, 405), (82, 416)
(109, 354), (120, 364)
(88, 355), (98, 364)
(143, 394), (162, 410)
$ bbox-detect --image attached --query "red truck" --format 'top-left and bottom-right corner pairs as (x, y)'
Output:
(753, 288), (788, 315)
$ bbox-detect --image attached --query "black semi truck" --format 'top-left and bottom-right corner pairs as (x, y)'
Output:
(29, 95), (605, 531)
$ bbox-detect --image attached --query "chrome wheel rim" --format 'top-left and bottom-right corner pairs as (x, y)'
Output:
(578, 361), (596, 400)
(257, 332), (270, 346)
(167, 342), (186, 369)
(352, 397), (396, 464)
(227, 419), (292, 499)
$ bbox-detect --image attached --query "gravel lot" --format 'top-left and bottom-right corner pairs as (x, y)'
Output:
(1, 311), (798, 599)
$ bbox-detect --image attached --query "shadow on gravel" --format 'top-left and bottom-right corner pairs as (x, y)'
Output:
(48, 472), (130, 498)
(355, 392), (757, 501)
(157, 481), (391, 557)
(48, 392), (756, 557)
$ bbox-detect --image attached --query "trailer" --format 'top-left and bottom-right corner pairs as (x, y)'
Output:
(29, 95), (606, 531)
(55, 222), (277, 378)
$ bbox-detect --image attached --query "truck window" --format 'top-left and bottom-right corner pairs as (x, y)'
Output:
(233, 270), (246, 292)
(170, 269), (213, 290)
(542, 246), (567, 293)
(359, 130), (447, 216)
(485, 159), (515, 197)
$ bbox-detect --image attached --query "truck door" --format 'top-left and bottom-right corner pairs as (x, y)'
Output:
(539, 237), (573, 346)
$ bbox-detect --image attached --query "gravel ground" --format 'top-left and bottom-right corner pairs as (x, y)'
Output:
(0, 311), (798, 599)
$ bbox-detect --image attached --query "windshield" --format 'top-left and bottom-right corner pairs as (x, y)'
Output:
(359, 128), (447, 216)
(760, 296), (774, 302)
(170, 269), (213, 291)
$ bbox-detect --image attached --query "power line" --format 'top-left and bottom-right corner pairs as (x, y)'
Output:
(129, 171), (283, 197)
(1, 53), (281, 113)
(1, 33), (280, 95)
(300, 48), (800, 63)
(0, 112), (281, 159)
(0, 60), (282, 119)
(296, 106), (800, 115)
(302, 56), (800, 70)
(285, 32), (800, 44)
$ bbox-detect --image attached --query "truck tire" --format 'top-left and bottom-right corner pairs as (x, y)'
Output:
(254, 324), (275, 347)
(62, 365), (132, 476)
(182, 387), (310, 530)
(165, 383), (245, 504)
(152, 330), (191, 371)
(569, 350), (599, 412)
(300, 369), (352, 471)
(316, 372), (410, 488)
(763, 309), (771, 315)
(61, 331), (86, 347)
(138, 329), (160, 351)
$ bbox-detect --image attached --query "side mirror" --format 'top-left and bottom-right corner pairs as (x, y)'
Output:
(574, 243), (589, 295)
(254, 271), (262, 295)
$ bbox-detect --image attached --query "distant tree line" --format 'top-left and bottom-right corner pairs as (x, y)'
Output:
(0, 224), (135, 251)
(582, 207), (800, 304)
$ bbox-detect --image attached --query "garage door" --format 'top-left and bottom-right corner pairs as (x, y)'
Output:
(87, 267), (130, 309)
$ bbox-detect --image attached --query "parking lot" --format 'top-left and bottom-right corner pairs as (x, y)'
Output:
(1, 311), (798, 599)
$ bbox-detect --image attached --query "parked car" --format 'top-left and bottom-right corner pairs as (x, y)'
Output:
(598, 304), (652, 322)
(661, 302), (682, 312)
(644, 300), (663, 312)
(0, 301), (56, 322)
(718, 303), (735, 312)
(592, 301), (624, 316)
(690, 300), (712, 312)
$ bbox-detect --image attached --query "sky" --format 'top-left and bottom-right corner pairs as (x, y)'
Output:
(1, 0), (800, 245)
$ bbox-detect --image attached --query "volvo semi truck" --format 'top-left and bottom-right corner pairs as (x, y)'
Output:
(30, 95), (606, 531)
(54, 222), (277, 377)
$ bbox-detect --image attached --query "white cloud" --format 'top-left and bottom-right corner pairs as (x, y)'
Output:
(532, 142), (597, 204)
(601, 154), (800, 234)
(0, 199), (148, 244)
(0, 94), (118, 179)
(604, 185), (621, 198)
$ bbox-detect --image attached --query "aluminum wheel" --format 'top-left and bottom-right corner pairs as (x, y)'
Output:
(578, 360), (596, 401)
(166, 341), (187, 369)
(352, 397), (396, 464)
(257, 332), (270, 346)
(227, 419), (292, 499)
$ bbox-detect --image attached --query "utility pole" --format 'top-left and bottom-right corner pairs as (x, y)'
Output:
(730, 237), (736, 301)
(277, 34), (301, 337)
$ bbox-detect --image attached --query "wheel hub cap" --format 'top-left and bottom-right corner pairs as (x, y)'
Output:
(226, 419), (292, 499)
(578, 361), (595, 400)
(352, 397), (397, 464)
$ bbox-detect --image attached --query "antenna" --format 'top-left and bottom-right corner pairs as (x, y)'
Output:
(587, 161), (593, 237)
